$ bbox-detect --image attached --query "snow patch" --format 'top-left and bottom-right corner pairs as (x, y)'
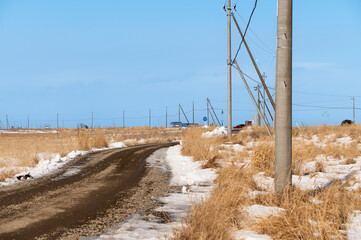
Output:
(233, 229), (272, 240)
(87, 145), (217, 239)
(348, 211), (361, 240)
(202, 126), (227, 138)
(243, 204), (285, 220)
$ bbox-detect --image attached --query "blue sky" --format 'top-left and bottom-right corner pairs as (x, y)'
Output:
(0, 0), (360, 128)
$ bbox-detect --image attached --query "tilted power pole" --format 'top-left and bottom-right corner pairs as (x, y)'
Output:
(207, 99), (209, 125)
(227, 0), (232, 137)
(275, 0), (293, 193)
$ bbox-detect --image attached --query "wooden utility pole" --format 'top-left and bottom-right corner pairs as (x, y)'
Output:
(227, 0), (232, 137)
(207, 98), (221, 126)
(263, 73), (266, 125)
(179, 105), (190, 124)
(353, 97), (355, 123)
(256, 84), (261, 125)
(275, 0), (293, 194)
(91, 112), (94, 129)
(207, 98), (210, 125)
(234, 60), (272, 136)
(123, 110), (125, 128)
(192, 101), (194, 124)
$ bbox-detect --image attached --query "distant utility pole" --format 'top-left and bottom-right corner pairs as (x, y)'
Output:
(57, 113), (59, 129)
(207, 98), (210, 125)
(192, 101), (195, 124)
(166, 106), (168, 127)
(91, 112), (94, 129)
(149, 109), (151, 128)
(275, 0), (293, 194)
(123, 110), (125, 128)
(263, 73), (266, 125)
(28, 115), (30, 129)
(227, 0), (232, 137)
(255, 84), (261, 126)
(353, 96), (355, 123)
(178, 105), (181, 123)
(6, 115), (9, 129)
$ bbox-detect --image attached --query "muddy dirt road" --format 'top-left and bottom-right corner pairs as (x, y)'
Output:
(0, 142), (177, 240)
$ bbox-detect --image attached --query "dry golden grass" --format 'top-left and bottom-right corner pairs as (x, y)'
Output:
(172, 165), (255, 240)
(250, 141), (275, 176)
(181, 127), (226, 164)
(173, 125), (361, 240)
(250, 183), (361, 239)
(0, 127), (183, 181)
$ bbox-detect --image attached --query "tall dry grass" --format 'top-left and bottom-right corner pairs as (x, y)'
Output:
(181, 126), (226, 167)
(173, 125), (361, 240)
(0, 127), (183, 181)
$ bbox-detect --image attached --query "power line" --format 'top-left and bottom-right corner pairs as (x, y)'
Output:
(234, 9), (275, 55)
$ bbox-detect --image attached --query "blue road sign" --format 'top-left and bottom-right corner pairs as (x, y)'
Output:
(203, 116), (207, 121)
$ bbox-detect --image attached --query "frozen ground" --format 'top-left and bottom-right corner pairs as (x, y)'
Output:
(0, 141), (127, 187)
(0, 129), (59, 134)
(84, 145), (217, 240)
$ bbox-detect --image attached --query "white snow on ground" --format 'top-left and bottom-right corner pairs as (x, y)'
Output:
(0, 141), (127, 187)
(108, 142), (127, 148)
(0, 129), (59, 134)
(84, 145), (217, 240)
(348, 211), (361, 240)
(245, 134), (361, 238)
(243, 204), (285, 221)
(220, 143), (245, 152)
(202, 126), (227, 138)
(233, 230), (272, 240)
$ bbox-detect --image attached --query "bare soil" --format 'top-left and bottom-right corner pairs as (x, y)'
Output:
(0, 142), (177, 240)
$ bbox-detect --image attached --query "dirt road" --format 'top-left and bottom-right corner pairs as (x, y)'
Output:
(0, 142), (177, 240)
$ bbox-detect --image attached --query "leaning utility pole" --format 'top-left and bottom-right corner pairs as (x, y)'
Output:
(275, 0), (293, 194)
(227, 0), (232, 137)
(262, 73), (266, 125)
(256, 84), (261, 125)
(207, 99), (209, 125)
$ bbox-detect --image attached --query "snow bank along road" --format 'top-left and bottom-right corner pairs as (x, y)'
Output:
(0, 142), (178, 240)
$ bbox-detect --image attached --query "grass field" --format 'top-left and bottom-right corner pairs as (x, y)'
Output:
(172, 125), (361, 240)
(0, 127), (183, 181)
(2, 124), (361, 239)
